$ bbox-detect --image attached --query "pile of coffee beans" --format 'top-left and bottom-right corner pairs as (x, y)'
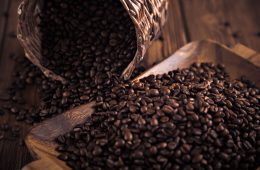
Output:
(4, 54), (143, 123)
(5, 57), (66, 123)
(56, 63), (260, 170)
(40, 0), (137, 98)
(2, 0), (144, 124)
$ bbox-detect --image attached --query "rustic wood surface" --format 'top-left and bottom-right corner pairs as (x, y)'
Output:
(0, 0), (260, 169)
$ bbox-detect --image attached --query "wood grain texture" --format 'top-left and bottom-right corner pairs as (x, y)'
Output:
(0, 0), (260, 169)
(221, 0), (260, 51)
(0, 0), (11, 58)
(0, 0), (33, 169)
(181, 0), (236, 46)
(145, 0), (188, 67)
(181, 0), (260, 50)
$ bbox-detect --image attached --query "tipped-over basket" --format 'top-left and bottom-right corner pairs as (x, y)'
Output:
(17, 0), (169, 82)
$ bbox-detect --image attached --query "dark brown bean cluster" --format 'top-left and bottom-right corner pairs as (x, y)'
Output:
(1, 0), (143, 124)
(4, 56), (143, 123)
(40, 0), (137, 94)
(56, 63), (260, 170)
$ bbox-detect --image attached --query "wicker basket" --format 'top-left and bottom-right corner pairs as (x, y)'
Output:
(17, 0), (169, 82)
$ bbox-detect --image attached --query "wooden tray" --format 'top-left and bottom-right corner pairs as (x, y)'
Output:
(22, 40), (260, 170)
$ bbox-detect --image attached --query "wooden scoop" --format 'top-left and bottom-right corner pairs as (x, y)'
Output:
(22, 40), (260, 170)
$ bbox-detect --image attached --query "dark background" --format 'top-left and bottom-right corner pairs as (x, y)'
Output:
(0, 0), (260, 169)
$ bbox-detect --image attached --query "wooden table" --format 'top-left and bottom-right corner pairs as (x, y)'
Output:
(0, 0), (260, 169)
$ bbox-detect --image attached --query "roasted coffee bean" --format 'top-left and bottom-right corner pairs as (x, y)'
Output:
(131, 151), (143, 158)
(150, 117), (159, 126)
(58, 154), (69, 161)
(56, 63), (259, 169)
(57, 135), (66, 144)
(186, 102), (194, 111)
(137, 117), (146, 125)
(160, 116), (169, 123)
(123, 128), (133, 142)
(162, 105), (174, 114)
(168, 138), (180, 150)
(10, 107), (19, 114)
(92, 146), (102, 156)
(147, 89), (160, 96)
(192, 154), (203, 163)
(166, 99), (180, 108)
(140, 106), (148, 113)
(220, 152), (231, 161)
(114, 139), (125, 148)
(129, 105), (137, 113)
(158, 142), (168, 149)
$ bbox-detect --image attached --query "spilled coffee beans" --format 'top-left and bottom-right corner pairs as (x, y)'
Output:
(40, 0), (136, 85)
(3, 0), (142, 123)
(57, 63), (260, 170)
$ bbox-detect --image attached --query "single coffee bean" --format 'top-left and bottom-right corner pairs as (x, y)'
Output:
(129, 105), (137, 113)
(123, 128), (133, 141)
(58, 154), (69, 161)
(168, 138), (180, 150)
(149, 146), (158, 155)
(140, 106), (148, 113)
(151, 117), (159, 126)
(192, 154), (203, 163)
(10, 107), (19, 114)
(131, 151), (143, 158)
(57, 135), (66, 144)
(147, 89), (160, 96)
(114, 139), (125, 148)
(138, 117), (146, 125)
(162, 105), (174, 114)
(92, 146), (102, 156)
(62, 91), (70, 98)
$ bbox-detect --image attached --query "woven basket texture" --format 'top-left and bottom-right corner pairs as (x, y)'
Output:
(17, 0), (168, 82)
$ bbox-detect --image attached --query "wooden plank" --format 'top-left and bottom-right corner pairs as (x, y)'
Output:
(221, 0), (260, 51)
(0, 0), (33, 169)
(180, 0), (236, 47)
(144, 0), (188, 67)
(0, 0), (11, 55)
(181, 0), (260, 51)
